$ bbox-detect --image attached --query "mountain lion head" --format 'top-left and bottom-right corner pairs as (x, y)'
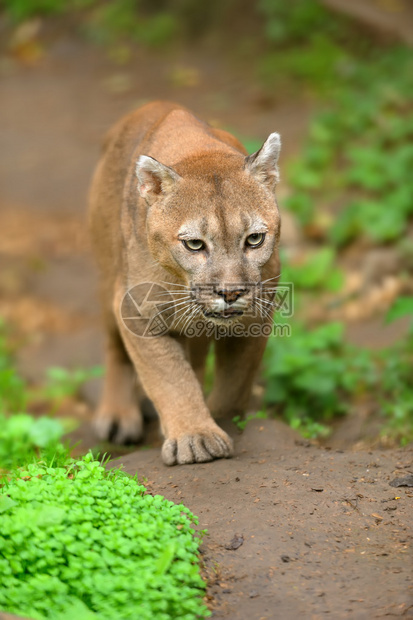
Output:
(135, 134), (281, 324)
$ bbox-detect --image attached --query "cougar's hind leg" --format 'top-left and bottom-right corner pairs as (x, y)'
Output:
(93, 323), (144, 445)
(184, 332), (212, 387)
(207, 332), (269, 420)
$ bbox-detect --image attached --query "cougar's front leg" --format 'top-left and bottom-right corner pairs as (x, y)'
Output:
(207, 332), (269, 419)
(116, 318), (233, 466)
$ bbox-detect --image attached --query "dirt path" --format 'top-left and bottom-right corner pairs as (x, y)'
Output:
(117, 419), (413, 619)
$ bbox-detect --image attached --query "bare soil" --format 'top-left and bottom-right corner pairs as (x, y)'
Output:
(117, 419), (413, 619)
(1, 24), (412, 620)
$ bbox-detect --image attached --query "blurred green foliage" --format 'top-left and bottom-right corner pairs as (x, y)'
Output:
(258, 0), (347, 45)
(255, 0), (363, 95)
(0, 413), (65, 471)
(265, 320), (372, 438)
(281, 247), (344, 292)
(3, 0), (67, 21)
(0, 324), (27, 414)
(40, 365), (103, 407)
(380, 337), (413, 446)
(0, 0), (363, 56)
(265, 311), (413, 443)
(83, 1), (178, 48)
(0, 321), (102, 470)
(386, 297), (413, 325)
(285, 47), (413, 245)
(3, 0), (178, 47)
(2, 0), (233, 48)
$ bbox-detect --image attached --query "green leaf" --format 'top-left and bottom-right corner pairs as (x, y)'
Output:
(155, 542), (176, 575)
(28, 417), (64, 448)
(0, 495), (17, 513)
(283, 247), (343, 291)
(284, 193), (315, 225)
(55, 599), (99, 619)
(386, 297), (413, 324)
(2, 413), (33, 437)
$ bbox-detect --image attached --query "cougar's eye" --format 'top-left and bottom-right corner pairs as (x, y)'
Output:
(183, 239), (205, 252)
(246, 233), (265, 248)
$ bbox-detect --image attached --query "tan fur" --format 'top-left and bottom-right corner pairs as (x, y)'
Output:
(88, 101), (281, 465)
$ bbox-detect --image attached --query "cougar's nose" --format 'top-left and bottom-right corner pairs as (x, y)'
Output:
(214, 287), (247, 305)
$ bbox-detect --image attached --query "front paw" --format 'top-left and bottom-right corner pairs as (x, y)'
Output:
(162, 427), (233, 466)
(93, 407), (143, 445)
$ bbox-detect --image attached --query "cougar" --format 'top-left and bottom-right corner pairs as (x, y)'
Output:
(88, 101), (281, 465)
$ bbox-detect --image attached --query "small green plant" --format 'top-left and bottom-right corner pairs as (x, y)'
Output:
(0, 321), (27, 414)
(264, 320), (377, 438)
(0, 453), (209, 620)
(257, 0), (349, 47)
(281, 247), (343, 292)
(3, 0), (178, 48)
(232, 410), (267, 431)
(0, 320), (101, 469)
(264, 306), (413, 443)
(0, 413), (65, 471)
(39, 365), (103, 406)
(84, 1), (178, 48)
(380, 348), (413, 447)
(380, 299), (413, 445)
(255, 0), (361, 95)
(386, 296), (413, 326)
(2, 0), (68, 21)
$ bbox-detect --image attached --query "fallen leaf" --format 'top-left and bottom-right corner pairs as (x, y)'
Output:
(389, 475), (413, 488)
(225, 534), (244, 551)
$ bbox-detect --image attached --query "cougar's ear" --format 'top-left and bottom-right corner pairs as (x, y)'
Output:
(244, 132), (281, 191)
(136, 155), (181, 204)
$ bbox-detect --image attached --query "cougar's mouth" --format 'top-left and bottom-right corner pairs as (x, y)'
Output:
(203, 309), (244, 320)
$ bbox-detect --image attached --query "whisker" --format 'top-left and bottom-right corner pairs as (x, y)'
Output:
(258, 296), (283, 311)
(255, 299), (273, 320)
(259, 297), (282, 310)
(256, 296), (277, 306)
(153, 291), (192, 299)
(180, 305), (199, 335)
(148, 299), (193, 329)
(161, 281), (190, 289)
(261, 274), (281, 284)
(153, 299), (193, 321)
(260, 306), (273, 320)
(173, 302), (194, 329)
(254, 299), (264, 318)
(175, 308), (195, 333)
